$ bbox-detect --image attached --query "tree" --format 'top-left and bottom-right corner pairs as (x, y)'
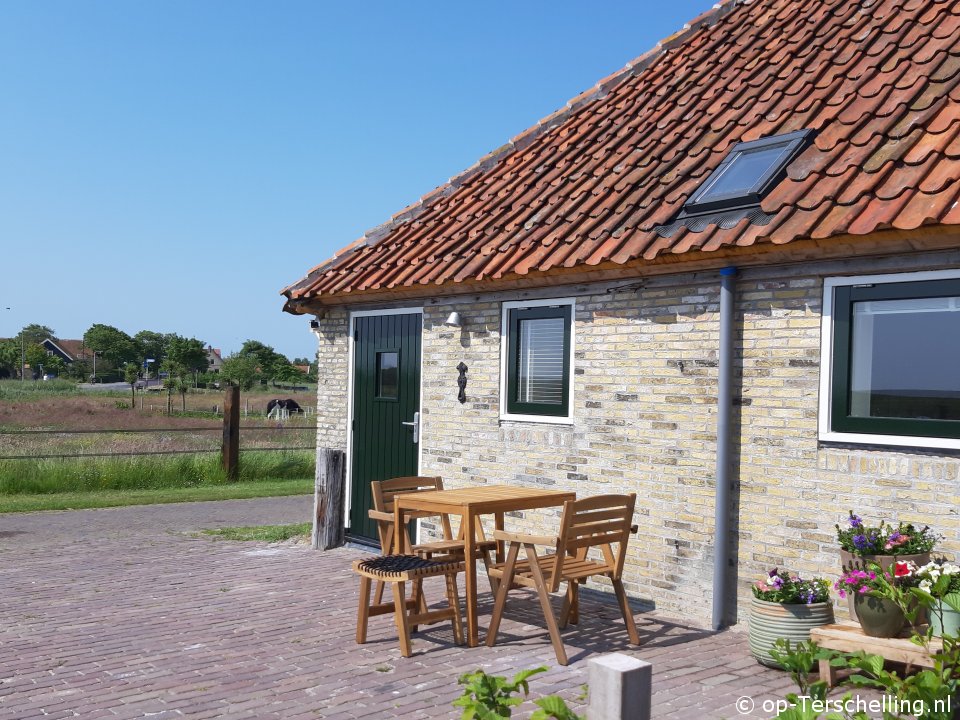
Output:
(43, 354), (66, 378)
(272, 363), (306, 383)
(166, 336), (208, 376)
(0, 338), (20, 378)
(219, 354), (259, 391)
(134, 331), (168, 369)
(83, 324), (139, 370)
(19, 324), (55, 346)
(123, 363), (140, 410)
(239, 340), (289, 380)
(24, 344), (47, 378)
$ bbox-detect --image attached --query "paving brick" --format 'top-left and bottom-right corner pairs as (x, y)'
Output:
(0, 497), (887, 718)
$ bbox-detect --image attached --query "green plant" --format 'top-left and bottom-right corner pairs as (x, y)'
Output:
(836, 511), (940, 556)
(453, 667), (582, 720)
(768, 639), (871, 719)
(753, 568), (831, 604)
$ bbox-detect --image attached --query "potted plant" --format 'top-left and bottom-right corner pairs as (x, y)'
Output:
(835, 561), (922, 638)
(914, 560), (960, 638)
(835, 511), (939, 616)
(749, 568), (833, 668)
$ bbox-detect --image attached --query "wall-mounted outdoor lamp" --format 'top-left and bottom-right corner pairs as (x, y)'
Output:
(444, 311), (464, 328)
(457, 362), (468, 404)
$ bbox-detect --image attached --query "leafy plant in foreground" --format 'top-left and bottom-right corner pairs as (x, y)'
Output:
(453, 667), (581, 720)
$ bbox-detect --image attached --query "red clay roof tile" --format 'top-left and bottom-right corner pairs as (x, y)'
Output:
(283, 0), (960, 307)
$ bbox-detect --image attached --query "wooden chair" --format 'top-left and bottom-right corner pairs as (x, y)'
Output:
(367, 477), (497, 605)
(353, 554), (464, 657)
(484, 493), (640, 666)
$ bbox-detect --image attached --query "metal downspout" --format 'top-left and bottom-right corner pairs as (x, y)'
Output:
(712, 267), (737, 631)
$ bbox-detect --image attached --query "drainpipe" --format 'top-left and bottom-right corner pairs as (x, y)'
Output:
(712, 266), (737, 631)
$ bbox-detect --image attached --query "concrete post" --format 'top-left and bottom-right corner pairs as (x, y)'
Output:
(587, 653), (652, 720)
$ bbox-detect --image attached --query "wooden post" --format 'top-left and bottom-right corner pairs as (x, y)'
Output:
(312, 447), (345, 550)
(222, 386), (240, 481)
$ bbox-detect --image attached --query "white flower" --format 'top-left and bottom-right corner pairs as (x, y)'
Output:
(942, 564), (960, 575)
(920, 579), (933, 592)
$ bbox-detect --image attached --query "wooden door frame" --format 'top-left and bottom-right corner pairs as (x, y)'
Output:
(345, 306), (424, 532)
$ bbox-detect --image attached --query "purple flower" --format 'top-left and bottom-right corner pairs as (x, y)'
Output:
(771, 575), (784, 589)
(768, 568), (779, 578)
(849, 514), (863, 528)
(853, 534), (872, 551)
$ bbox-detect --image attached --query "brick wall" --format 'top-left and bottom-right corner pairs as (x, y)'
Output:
(314, 254), (960, 627)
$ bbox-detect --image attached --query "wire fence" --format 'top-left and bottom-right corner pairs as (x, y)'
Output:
(0, 424), (317, 461)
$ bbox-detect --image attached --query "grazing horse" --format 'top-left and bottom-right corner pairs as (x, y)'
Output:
(266, 398), (304, 418)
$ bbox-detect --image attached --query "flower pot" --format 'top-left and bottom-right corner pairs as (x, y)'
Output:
(839, 550), (930, 618)
(853, 594), (906, 638)
(929, 601), (960, 638)
(749, 597), (835, 668)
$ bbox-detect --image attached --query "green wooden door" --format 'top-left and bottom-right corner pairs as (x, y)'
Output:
(349, 311), (422, 543)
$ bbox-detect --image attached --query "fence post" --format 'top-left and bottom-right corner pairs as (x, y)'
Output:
(222, 386), (240, 481)
(587, 653), (652, 720)
(312, 447), (345, 550)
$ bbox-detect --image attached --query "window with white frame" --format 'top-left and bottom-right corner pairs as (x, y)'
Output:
(501, 299), (574, 421)
(821, 270), (960, 449)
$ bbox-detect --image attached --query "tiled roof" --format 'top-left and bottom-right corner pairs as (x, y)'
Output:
(284, 0), (960, 308)
(51, 339), (89, 361)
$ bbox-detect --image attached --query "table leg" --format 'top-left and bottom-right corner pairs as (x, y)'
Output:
(494, 512), (505, 563)
(464, 511), (478, 647)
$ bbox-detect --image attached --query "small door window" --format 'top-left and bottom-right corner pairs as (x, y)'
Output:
(376, 351), (399, 400)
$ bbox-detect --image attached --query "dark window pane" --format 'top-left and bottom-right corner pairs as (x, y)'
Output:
(696, 145), (787, 202)
(376, 351), (398, 399)
(517, 317), (565, 405)
(849, 296), (960, 421)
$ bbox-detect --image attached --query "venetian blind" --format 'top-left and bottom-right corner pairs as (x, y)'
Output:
(516, 316), (565, 405)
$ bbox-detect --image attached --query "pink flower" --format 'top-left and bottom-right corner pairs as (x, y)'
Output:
(859, 587), (869, 594)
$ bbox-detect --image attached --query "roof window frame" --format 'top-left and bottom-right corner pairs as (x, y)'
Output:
(680, 129), (814, 216)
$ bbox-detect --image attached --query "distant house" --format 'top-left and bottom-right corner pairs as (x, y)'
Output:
(294, 363), (310, 375)
(40, 338), (90, 364)
(283, 0), (960, 630)
(205, 346), (223, 373)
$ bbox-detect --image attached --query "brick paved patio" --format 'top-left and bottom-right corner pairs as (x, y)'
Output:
(0, 497), (876, 718)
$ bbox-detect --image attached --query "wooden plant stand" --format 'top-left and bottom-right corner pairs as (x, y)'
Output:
(811, 622), (943, 687)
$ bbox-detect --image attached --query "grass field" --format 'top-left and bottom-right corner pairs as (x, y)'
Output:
(0, 380), (318, 512)
(0, 479), (312, 513)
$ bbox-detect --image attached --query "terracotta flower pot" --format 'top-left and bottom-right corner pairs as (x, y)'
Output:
(853, 593), (907, 637)
(749, 597), (835, 668)
(839, 550), (930, 618)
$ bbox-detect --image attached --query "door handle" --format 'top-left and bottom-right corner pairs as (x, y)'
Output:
(401, 411), (420, 444)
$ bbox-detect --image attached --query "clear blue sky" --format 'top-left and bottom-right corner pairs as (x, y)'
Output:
(0, 0), (711, 360)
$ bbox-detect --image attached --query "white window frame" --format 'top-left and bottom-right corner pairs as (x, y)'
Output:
(819, 268), (960, 451)
(499, 297), (575, 425)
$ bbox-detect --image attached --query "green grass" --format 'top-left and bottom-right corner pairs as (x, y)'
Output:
(0, 478), (312, 513)
(0, 378), (100, 399)
(0, 451), (314, 495)
(0, 450), (315, 513)
(200, 521), (312, 542)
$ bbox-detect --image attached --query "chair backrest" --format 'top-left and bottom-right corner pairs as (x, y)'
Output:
(369, 476), (450, 553)
(552, 493), (637, 592)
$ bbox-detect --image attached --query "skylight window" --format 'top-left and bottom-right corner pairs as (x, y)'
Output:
(681, 129), (813, 215)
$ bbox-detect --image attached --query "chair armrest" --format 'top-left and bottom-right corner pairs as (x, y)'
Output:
(492, 529), (558, 546)
(368, 509), (395, 522)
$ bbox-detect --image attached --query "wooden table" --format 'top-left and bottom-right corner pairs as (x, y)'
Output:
(393, 485), (575, 647)
(811, 622), (942, 686)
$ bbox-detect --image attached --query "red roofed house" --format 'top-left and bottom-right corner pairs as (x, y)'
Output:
(283, 0), (960, 629)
